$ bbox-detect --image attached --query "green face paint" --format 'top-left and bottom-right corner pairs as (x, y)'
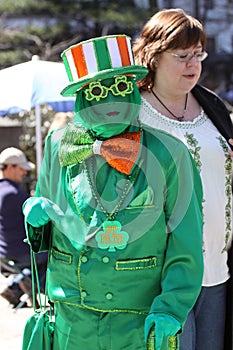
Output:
(74, 76), (141, 138)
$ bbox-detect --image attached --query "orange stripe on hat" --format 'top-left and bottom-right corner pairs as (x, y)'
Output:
(71, 45), (88, 79)
(117, 36), (131, 67)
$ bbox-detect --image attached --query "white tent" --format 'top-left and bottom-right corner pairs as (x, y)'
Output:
(0, 55), (75, 176)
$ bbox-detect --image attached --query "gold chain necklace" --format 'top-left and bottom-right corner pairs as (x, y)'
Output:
(151, 90), (188, 121)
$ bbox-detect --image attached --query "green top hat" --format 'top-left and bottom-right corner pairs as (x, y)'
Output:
(61, 34), (148, 97)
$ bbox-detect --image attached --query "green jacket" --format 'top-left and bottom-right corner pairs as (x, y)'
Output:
(28, 123), (203, 327)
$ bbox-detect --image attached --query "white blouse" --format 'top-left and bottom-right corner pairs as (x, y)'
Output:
(139, 97), (233, 286)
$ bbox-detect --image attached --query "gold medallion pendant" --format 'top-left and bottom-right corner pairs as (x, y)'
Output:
(96, 220), (129, 252)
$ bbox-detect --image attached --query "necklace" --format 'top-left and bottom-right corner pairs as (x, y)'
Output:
(151, 90), (188, 121)
(83, 158), (136, 220)
(82, 158), (140, 251)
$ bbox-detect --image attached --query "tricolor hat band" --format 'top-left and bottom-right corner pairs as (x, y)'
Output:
(62, 35), (134, 83)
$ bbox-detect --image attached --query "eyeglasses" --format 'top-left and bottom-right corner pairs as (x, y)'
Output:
(84, 75), (134, 102)
(169, 51), (208, 63)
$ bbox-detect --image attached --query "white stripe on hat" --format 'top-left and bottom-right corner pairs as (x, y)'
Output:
(66, 50), (79, 81)
(126, 37), (134, 65)
(107, 37), (122, 68)
(83, 42), (98, 74)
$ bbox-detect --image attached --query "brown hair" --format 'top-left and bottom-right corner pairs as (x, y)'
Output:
(133, 8), (206, 90)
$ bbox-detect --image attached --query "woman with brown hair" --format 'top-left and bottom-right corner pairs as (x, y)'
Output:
(133, 8), (233, 350)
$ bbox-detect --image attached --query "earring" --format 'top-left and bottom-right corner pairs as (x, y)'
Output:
(154, 55), (159, 67)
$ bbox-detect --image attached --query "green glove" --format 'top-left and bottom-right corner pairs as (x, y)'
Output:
(23, 197), (64, 228)
(144, 313), (181, 350)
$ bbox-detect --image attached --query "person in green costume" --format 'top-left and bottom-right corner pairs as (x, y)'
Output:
(22, 35), (204, 350)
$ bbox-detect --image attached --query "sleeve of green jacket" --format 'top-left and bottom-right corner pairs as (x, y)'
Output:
(149, 137), (204, 327)
(25, 130), (62, 252)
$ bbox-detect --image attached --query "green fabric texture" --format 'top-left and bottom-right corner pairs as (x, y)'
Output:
(94, 38), (110, 71)
(74, 78), (142, 138)
(22, 310), (54, 350)
(22, 249), (54, 350)
(129, 185), (154, 207)
(58, 123), (94, 167)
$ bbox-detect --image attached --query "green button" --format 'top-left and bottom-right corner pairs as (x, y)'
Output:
(81, 291), (87, 298)
(81, 256), (88, 263)
(105, 292), (113, 300)
(102, 256), (110, 264)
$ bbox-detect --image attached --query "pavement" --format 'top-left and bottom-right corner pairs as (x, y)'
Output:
(0, 273), (35, 350)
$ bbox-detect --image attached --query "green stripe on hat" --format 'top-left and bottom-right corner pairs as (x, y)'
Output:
(94, 38), (112, 71)
(62, 54), (73, 82)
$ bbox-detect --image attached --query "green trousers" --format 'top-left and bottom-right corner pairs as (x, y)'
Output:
(52, 302), (179, 350)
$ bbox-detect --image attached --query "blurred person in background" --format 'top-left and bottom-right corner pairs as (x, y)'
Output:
(133, 8), (233, 350)
(0, 147), (47, 308)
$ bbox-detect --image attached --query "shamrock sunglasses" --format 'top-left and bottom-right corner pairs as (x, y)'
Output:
(84, 75), (134, 102)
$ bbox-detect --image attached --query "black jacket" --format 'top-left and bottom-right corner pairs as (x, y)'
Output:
(192, 84), (233, 149)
